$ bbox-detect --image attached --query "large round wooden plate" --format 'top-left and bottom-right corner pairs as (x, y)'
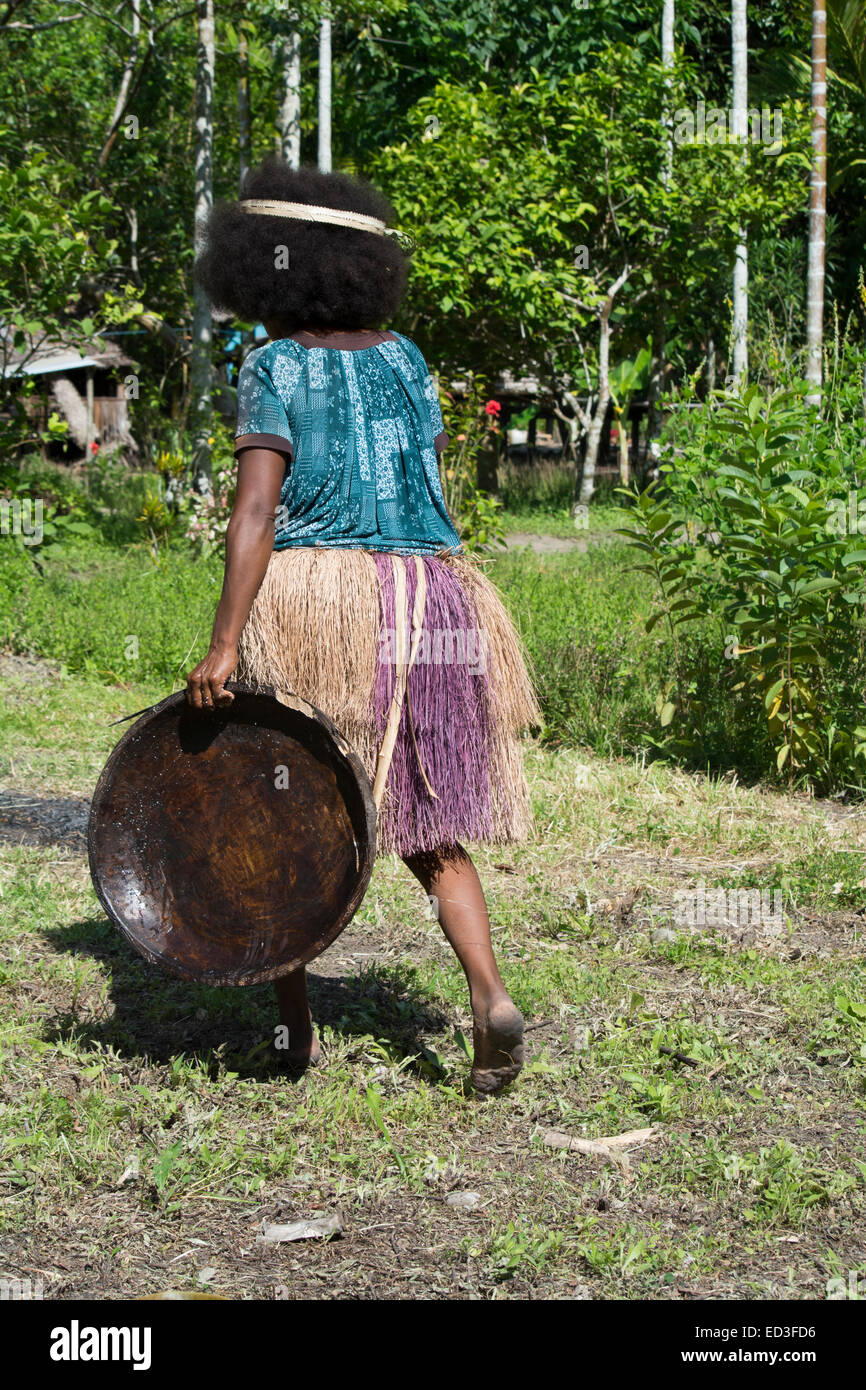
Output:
(88, 684), (377, 986)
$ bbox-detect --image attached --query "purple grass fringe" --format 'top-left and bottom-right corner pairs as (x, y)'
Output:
(371, 554), (493, 856)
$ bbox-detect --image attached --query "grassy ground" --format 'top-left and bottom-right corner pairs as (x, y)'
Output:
(1, 655), (864, 1301)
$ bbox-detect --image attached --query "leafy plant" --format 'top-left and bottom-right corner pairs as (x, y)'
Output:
(618, 378), (866, 792)
(438, 372), (506, 551)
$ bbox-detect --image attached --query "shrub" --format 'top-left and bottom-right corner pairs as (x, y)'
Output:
(618, 377), (866, 793)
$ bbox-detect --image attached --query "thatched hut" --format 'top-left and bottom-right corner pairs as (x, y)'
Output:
(1, 329), (136, 459)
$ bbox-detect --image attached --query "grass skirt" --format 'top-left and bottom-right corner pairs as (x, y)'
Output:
(234, 547), (540, 857)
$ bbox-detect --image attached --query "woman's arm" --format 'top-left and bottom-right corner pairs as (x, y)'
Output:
(186, 448), (287, 709)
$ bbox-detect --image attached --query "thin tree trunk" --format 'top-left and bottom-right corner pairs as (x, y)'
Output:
(649, 1), (675, 438)
(318, 12), (332, 173)
(806, 1), (827, 403)
(278, 19), (301, 168)
(618, 415), (630, 486)
(706, 333), (716, 394)
(191, 0), (215, 495)
(576, 265), (631, 509)
(731, 0), (749, 384)
(661, 0), (675, 184)
(126, 206), (140, 284)
(97, 0), (141, 169)
(238, 28), (251, 192)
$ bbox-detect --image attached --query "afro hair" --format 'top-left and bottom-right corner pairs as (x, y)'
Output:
(193, 158), (409, 331)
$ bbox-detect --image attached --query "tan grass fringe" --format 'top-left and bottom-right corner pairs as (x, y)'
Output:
(446, 553), (542, 732)
(235, 547), (382, 774)
(234, 547), (540, 849)
(445, 554), (541, 843)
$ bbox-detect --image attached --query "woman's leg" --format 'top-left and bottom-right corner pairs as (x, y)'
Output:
(273, 967), (321, 1067)
(402, 842), (524, 1094)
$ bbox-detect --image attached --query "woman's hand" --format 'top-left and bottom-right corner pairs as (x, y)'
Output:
(186, 641), (238, 710)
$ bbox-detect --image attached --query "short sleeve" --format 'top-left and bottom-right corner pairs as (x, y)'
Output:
(234, 346), (294, 460)
(397, 336), (449, 454)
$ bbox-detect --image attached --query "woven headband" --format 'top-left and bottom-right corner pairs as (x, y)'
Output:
(240, 199), (385, 232)
(239, 198), (415, 253)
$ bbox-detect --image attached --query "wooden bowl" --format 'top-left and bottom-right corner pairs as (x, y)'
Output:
(88, 685), (376, 986)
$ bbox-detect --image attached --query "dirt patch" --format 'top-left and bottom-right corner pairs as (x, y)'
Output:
(504, 531), (587, 553)
(0, 789), (90, 850)
(0, 652), (64, 681)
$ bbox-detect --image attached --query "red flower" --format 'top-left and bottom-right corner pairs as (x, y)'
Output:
(484, 400), (501, 416)
(90, 442), (100, 454)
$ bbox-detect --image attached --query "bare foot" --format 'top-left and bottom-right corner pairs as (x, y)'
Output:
(277, 1014), (322, 1071)
(274, 971), (321, 1071)
(470, 996), (524, 1096)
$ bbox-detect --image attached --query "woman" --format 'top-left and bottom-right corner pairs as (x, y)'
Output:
(188, 157), (539, 1095)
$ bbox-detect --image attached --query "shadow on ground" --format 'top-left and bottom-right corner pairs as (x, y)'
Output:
(39, 913), (450, 1083)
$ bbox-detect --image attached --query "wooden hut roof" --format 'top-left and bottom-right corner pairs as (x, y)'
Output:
(1, 329), (134, 379)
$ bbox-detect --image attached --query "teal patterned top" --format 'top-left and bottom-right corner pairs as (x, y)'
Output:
(233, 329), (462, 555)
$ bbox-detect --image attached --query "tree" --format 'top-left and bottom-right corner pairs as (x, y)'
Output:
(377, 51), (808, 502)
(277, 15), (302, 168)
(648, 0), (677, 439)
(731, 0), (749, 383)
(661, 1), (676, 182)
(238, 25), (251, 192)
(0, 155), (121, 431)
(806, 1), (828, 401)
(609, 347), (652, 485)
(190, 0), (214, 494)
(319, 9), (332, 172)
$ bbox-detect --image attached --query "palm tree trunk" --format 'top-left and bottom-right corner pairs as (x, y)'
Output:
(191, 0), (215, 495)
(277, 18), (301, 168)
(648, 0), (676, 439)
(731, 0), (749, 384)
(318, 11), (332, 173)
(238, 28), (250, 193)
(661, 0), (675, 184)
(806, 1), (827, 403)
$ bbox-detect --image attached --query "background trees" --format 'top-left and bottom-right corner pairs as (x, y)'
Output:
(0, 0), (862, 471)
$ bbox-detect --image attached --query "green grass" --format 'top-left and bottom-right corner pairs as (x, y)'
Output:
(0, 536), (223, 688)
(1, 468), (865, 1299)
(0, 669), (865, 1299)
(0, 465), (777, 781)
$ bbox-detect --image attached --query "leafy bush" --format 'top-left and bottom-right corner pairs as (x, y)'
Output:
(618, 377), (866, 793)
(438, 373), (506, 552)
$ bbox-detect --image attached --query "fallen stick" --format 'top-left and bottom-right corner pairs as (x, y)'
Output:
(541, 1126), (657, 1173)
(658, 1045), (700, 1068)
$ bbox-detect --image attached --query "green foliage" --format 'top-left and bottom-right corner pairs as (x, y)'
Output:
(496, 461), (575, 516)
(455, 485), (506, 554)
(379, 46), (808, 393)
(437, 373), (506, 551)
(0, 147), (134, 447)
(0, 525), (221, 689)
(693, 1138), (858, 1226)
(484, 1223), (566, 1282)
(618, 375), (866, 792)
